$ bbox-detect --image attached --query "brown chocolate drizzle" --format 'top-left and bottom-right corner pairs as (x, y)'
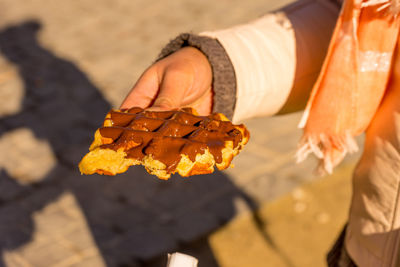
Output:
(110, 111), (136, 127)
(157, 121), (198, 137)
(99, 126), (124, 141)
(99, 108), (248, 173)
(188, 128), (227, 163)
(129, 116), (165, 131)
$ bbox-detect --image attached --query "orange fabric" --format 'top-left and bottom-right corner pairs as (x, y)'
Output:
(297, 0), (400, 173)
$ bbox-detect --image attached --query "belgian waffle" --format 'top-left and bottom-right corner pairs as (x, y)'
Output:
(79, 107), (249, 179)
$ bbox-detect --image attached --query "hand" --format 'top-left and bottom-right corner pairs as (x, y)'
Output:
(120, 47), (213, 115)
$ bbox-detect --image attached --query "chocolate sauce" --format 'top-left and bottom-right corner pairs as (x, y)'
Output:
(188, 128), (227, 163)
(173, 111), (204, 125)
(145, 137), (186, 172)
(99, 126), (124, 141)
(110, 111), (137, 127)
(129, 116), (165, 131)
(99, 108), (248, 173)
(157, 121), (197, 137)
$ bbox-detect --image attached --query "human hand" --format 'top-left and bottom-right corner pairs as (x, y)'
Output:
(120, 47), (213, 115)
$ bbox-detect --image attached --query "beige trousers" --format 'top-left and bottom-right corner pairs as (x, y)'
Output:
(202, 0), (400, 266)
(344, 38), (400, 267)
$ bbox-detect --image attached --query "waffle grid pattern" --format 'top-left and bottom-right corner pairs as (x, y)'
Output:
(80, 107), (249, 179)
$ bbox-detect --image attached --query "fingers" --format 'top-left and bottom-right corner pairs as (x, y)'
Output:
(120, 68), (159, 110)
(120, 47), (212, 113)
(150, 65), (194, 110)
(186, 86), (213, 116)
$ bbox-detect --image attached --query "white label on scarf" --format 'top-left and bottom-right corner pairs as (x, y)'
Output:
(359, 51), (392, 72)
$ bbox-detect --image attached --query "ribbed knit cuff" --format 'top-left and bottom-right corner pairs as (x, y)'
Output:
(158, 33), (236, 120)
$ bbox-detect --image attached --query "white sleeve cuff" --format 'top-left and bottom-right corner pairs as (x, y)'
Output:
(201, 13), (296, 123)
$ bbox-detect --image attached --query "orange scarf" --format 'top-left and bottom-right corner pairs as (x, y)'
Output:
(297, 0), (400, 173)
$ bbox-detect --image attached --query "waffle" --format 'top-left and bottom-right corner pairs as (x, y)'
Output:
(79, 107), (249, 179)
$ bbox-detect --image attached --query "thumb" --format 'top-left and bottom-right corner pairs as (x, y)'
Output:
(120, 68), (159, 110)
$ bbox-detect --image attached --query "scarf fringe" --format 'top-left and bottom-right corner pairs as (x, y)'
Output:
(296, 132), (359, 175)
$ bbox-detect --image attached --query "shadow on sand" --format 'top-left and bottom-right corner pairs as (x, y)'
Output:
(0, 21), (289, 267)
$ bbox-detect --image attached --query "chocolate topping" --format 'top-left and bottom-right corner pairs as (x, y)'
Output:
(157, 121), (198, 137)
(129, 116), (165, 131)
(99, 126), (124, 141)
(188, 128), (227, 163)
(100, 108), (248, 173)
(110, 111), (136, 127)
(173, 111), (203, 125)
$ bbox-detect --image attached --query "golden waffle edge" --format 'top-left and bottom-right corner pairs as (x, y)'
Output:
(79, 107), (249, 179)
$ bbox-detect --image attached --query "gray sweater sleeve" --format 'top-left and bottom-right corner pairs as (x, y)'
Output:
(158, 33), (236, 120)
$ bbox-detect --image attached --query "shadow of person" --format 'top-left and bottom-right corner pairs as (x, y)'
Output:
(0, 21), (280, 267)
(0, 20), (110, 266)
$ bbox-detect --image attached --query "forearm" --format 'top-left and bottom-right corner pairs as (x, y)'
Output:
(201, 0), (341, 122)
